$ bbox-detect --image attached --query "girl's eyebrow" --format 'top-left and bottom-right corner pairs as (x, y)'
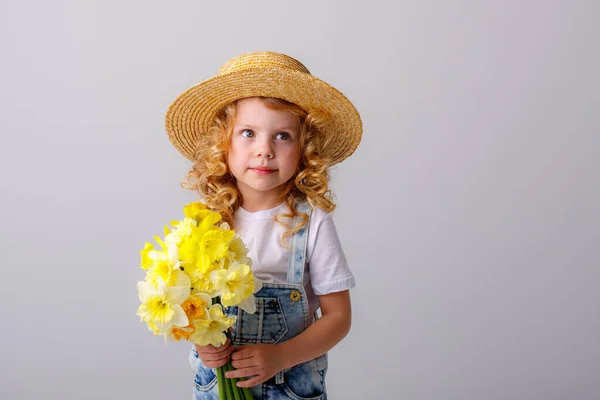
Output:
(233, 124), (257, 130)
(234, 123), (297, 131)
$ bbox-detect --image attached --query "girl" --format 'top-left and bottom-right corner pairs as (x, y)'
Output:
(165, 51), (362, 400)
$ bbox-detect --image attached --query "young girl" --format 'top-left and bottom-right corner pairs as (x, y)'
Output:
(165, 51), (362, 400)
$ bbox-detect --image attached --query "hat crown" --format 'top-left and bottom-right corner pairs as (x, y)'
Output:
(218, 51), (311, 76)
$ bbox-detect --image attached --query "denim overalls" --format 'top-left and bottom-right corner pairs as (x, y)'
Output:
(190, 201), (328, 399)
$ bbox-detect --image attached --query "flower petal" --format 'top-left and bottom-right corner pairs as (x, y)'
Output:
(253, 277), (263, 294)
(137, 281), (155, 302)
(170, 305), (189, 327)
(168, 242), (179, 268)
(207, 304), (224, 319)
(173, 270), (191, 288)
(197, 293), (212, 306)
(156, 276), (167, 295)
(239, 295), (257, 314)
(165, 285), (190, 305)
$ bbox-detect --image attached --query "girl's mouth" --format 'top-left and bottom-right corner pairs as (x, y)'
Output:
(250, 168), (276, 175)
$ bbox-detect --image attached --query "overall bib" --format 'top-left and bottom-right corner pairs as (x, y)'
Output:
(190, 202), (328, 399)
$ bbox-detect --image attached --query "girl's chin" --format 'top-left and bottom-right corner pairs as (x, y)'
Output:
(238, 182), (289, 195)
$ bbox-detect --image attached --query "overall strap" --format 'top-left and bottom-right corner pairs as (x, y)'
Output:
(286, 200), (312, 285)
(276, 200), (314, 385)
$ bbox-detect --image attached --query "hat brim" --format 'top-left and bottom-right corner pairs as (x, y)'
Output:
(165, 68), (362, 165)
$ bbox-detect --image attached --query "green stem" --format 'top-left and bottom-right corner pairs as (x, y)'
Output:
(233, 374), (254, 400)
(230, 367), (254, 399)
(241, 382), (254, 400)
(226, 362), (242, 400)
(223, 330), (253, 399)
(216, 366), (227, 399)
(223, 364), (235, 399)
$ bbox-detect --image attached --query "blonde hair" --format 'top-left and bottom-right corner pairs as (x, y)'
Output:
(182, 97), (336, 243)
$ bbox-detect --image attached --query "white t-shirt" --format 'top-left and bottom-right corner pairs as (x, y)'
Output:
(234, 202), (355, 318)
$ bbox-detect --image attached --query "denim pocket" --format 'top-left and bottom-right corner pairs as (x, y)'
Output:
(235, 297), (289, 344)
(281, 356), (327, 400)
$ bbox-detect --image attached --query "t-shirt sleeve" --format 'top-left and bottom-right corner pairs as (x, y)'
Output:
(307, 210), (356, 295)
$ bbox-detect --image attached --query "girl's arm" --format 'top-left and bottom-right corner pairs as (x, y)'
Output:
(278, 289), (352, 369)
(227, 289), (352, 387)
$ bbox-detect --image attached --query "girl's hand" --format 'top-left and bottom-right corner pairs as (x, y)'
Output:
(194, 339), (234, 368)
(226, 344), (284, 387)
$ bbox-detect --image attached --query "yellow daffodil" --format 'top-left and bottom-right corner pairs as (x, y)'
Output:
(145, 257), (170, 287)
(189, 273), (217, 297)
(210, 262), (262, 312)
(145, 248), (187, 288)
(140, 243), (155, 270)
(226, 235), (252, 266)
(165, 218), (197, 247)
(178, 235), (199, 267)
(184, 202), (222, 229)
(141, 233), (180, 274)
(178, 225), (218, 272)
(153, 235), (167, 251)
(200, 229), (234, 262)
(189, 304), (236, 346)
(179, 228), (233, 276)
(137, 275), (190, 333)
(183, 201), (207, 218)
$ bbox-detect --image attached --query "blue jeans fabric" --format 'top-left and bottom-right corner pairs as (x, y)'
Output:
(191, 201), (328, 399)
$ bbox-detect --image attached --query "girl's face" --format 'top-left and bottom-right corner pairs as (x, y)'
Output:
(228, 97), (301, 209)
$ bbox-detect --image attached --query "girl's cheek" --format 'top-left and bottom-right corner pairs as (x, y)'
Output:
(231, 139), (250, 151)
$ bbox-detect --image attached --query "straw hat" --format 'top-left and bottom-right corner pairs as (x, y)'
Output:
(165, 51), (362, 165)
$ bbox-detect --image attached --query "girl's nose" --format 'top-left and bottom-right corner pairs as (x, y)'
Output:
(257, 151), (274, 159)
(256, 140), (274, 159)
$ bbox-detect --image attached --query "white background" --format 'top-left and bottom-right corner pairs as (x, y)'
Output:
(1, 1), (598, 399)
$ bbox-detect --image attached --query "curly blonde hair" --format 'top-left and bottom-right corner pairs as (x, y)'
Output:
(181, 97), (337, 244)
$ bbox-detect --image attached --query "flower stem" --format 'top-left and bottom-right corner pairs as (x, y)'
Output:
(241, 381), (254, 400)
(222, 364), (235, 399)
(224, 329), (254, 399)
(225, 362), (242, 400)
(216, 365), (227, 399)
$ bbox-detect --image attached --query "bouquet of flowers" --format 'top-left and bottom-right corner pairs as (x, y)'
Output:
(136, 201), (260, 399)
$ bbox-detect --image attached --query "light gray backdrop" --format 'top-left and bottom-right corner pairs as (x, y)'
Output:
(1, 1), (598, 399)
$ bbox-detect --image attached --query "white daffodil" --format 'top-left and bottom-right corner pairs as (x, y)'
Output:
(137, 276), (190, 333)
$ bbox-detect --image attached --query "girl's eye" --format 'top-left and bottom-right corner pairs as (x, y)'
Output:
(275, 132), (290, 140)
(241, 129), (254, 138)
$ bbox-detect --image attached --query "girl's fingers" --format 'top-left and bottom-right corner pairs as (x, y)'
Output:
(235, 374), (264, 388)
(200, 346), (234, 362)
(201, 350), (233, 363)
(201, 352), (231, 366)
(213, 342), (234, 356)
(195, 340), (234, 365)
(231, 357), (257, 369)
(225, 366), (261, 380)
(203, 358), (230, 369)
(195, 339), (231, 354)
(212, 339), (232, 351)
(230, 346), (253, 360)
